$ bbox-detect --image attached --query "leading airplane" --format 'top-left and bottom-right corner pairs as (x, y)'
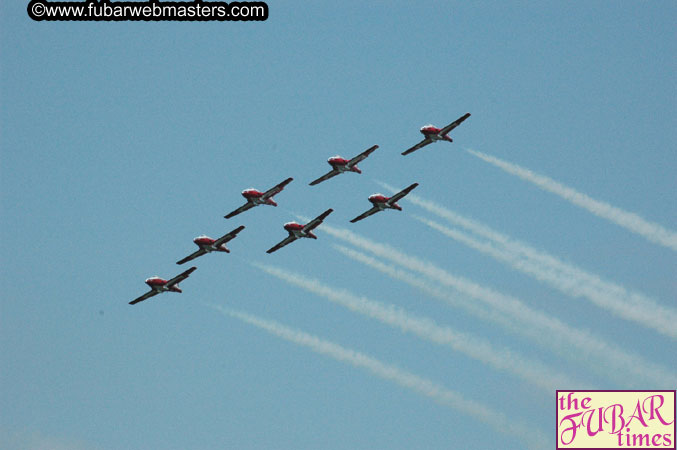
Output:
(224, 177), (293, 219)
(402, 113), (471, 155)
(309, 145), (378, 186)
(350, 183), (419, 223)
(176, 225), (245, 265)
(267, 208), (334, 254)
(129, 266), (197, 305)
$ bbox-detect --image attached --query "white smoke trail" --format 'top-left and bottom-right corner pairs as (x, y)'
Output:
(334, 244), (677, 388)
(376, 182), (677, 340)
(466, 149), (677, 252)
(415, 215), (677, 340)
(331, 244), (528, 337)
(322, 225), (677, 387)
(212, 305), (549, 449)
(253, 262), (579, 392)
(322, 223), (558, 324)
(373, 182), (519, 248)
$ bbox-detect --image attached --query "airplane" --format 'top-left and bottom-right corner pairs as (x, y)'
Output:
(309, 145), (378, 186)
(129, 266), (197, 305)
(350, 183), (419, 223)
(401, 113), (471, 155)
(266, 208), (334, 253)
(224, 177), (293, 219)
(176, 225), (245, 265)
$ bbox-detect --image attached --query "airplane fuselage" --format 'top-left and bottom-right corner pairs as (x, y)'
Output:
(328, 156), (361, 174)
(284, 222), (317, 239)
(241, 189), (277, 206)
(420, 125), (453, 142)
(368, 194), (402, 211)
(145, 277), (182, 293)
(193, 236), (229, 253)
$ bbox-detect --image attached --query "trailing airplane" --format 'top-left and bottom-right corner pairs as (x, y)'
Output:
(267, 209), (334, 253)
(176, 225), (245, 265)
(225, 177), (293, 219)
(309, 145), (378, 186)
(350, 183), (419, 223)
(129, 266), (197, 305)
(402, 113), (471, 155)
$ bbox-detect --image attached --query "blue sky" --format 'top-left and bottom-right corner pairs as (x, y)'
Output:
(1, 2), (675, 449)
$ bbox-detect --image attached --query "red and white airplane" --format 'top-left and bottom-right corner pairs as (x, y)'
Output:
(129, 266), (197, 305)
(350, 183), (419, 223)
(176, 225), (245, 265)
(309, 145), (378, 186)
(402, 113), (471, 155)
(266, 208), (334, 253)
(225, 177), (293, 219)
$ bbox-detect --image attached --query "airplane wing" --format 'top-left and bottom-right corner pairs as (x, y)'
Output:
(304, 208), (334, 232)
(214, 225), (245, 247)
(401, 138), (432, 156)
(309, 169), (340, 186)
(166, 266), (197, 288)
(387, 183), (419, 204)
(350, 206), (381, 223)
(176, 248), (208, 265)
(347, 145), (378, 167)
(438, 113), (471, 136)
(225, 202), (255, 219)
(129, 290), (160, 305)
(262, 177), (293, 200)
(266, 235), (298, 254)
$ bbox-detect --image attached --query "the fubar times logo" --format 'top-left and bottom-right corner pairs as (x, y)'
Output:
(557, 390), (675, 449)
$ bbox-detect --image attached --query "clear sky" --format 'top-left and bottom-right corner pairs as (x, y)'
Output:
(1, 1), (676, 449)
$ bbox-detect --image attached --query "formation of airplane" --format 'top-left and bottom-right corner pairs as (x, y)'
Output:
(309, 145), (378, 186)
(402, 113), (471, 155)
(225, 177), (293, 219)
(176, 225), (245, 265)
(129, 112), (469, 304)
(267, 209), (333, 253)
(350, 183), (419, 223)
(129, 266), (197, 305)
